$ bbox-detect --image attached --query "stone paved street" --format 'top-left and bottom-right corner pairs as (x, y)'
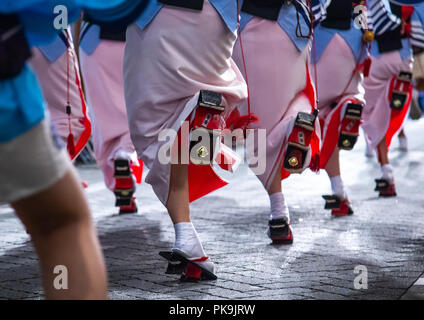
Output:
(1, 119), (424, 300)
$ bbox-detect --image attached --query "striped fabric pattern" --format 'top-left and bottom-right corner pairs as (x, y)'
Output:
(411, 12), (424, 48)
(311, 0), (326, 24)
(294, 0), (326, 26)
(367, 0), (401, 36)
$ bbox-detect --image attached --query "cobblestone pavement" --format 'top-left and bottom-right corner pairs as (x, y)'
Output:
(0, 119), (424, 300)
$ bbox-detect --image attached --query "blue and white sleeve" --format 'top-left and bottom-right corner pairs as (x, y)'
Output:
(367, 0), (401, 36)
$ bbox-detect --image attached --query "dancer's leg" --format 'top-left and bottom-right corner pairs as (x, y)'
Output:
(375, 136), (396, 196)
(377, 137), (390, 165)
(166, 163), (190, 224)
(323, 146), (352, 215)
(12, 169), (107, 300)
(266, 165), (292, 243)
(325, 148), (341, 178)
(398, 129), (408, 151)
(166, 163), (214, 275)
(267, 167), (282, 196)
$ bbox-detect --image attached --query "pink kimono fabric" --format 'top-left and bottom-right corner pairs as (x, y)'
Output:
(79, 40), (140, 190)
(362, 51), (413, 149)
(30, 47), (91, 160)
(124, 1), (247, 205)
(313, 34), (366, 168)
(232, 18), (317, 190)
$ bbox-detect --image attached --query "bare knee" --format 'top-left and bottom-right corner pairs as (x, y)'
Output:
(24, 208), (90, 239)
(12, 170), (91, 238)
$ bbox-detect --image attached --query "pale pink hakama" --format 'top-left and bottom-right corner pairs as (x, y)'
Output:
(30, 46), (91, 160)
(232, 18), (319, 190)
(124, 1), (247, 204)
(79, 41), (142, 190)
(313, 34), (366, 168)
(362, 51), (413, 150)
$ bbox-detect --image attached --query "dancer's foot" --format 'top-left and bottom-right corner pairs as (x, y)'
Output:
(322, 195), (354, 217)
(267, 218), (293, 245)
(160, 222), (216, 282)
(119, 197), (138, 214)
(113, 150), (137, 212)
(376, 164), (396, 197)
(375, 179), (397, 197)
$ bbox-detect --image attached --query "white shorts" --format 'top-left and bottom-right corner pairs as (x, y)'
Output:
(0, 119), (71, 203)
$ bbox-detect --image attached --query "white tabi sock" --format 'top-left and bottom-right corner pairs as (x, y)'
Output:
(398, 135), (408, 151)
(365, 142), (375, 158)
(173, 222), (206, 259)
(114, 149), (131, 160)
(269, 192), (290, 222)
(381, 164), (394, 183)
(330, 175), (347, 200)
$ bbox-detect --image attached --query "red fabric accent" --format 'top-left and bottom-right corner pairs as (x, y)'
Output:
(363, 58), (372, 78)
(280, 64), (321, 179)
(287, 229), (293, 240)
(340, 115), (360, 135)
(192, 256), (209, 262)
(182, 113), (228, 203)
(288, 126), (313, 146)
(319, 118), (325, 130)
(402, 6), (414, 20)
(67, 133), (75, 157)
(386, 76), (412, 149)
(131, 159), (144, 184)
(309, 152), (321, 173)
(227, 113), (259, 131)
(216, 150), (236, 172)
(319, 98), (355, 169)
(332, 199), (352, 217)
(402, 6), (414, 38)
(119, 198), (137, 212)
(378, 183), (397, 197)
(70, 59), (91, 160)
(304, 65), (317, 108)
(185, 263), (202, 279)
(319, 107), (342, 169)
(192, 105), (223, 130)
(280, 168), (291, 180)
(226, 108), (241, 130)
(63, 31), (91, 161)
(115, 177), (133, 190)
(188, 163), (228, 203)
(304, 65), (321, 173)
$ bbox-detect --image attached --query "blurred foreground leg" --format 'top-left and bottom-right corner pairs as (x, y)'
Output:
(12, 169), (107, 300)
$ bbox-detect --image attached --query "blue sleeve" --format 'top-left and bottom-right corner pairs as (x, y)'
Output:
(0, 0), (81, 46)
(0, 65), (46, 143)
(1, 0), (145, 46)
(37, 32), (68, 63)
